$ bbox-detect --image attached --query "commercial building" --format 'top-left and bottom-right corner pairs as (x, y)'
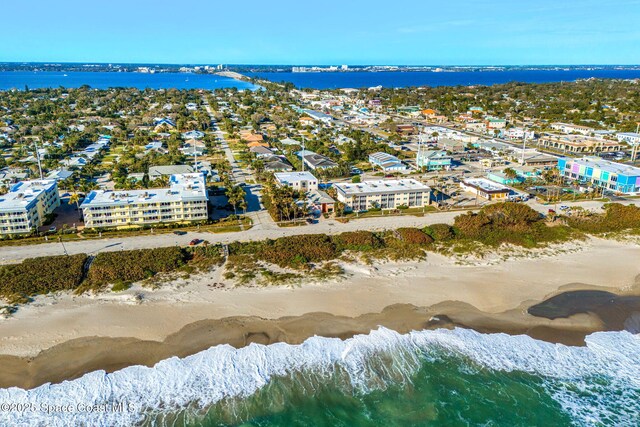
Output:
(368, 152), (408, 172)
(81, 173), (209, 228)
(460, 178), (511, 201)
(0, 180), (60, 235)
(557, 157), (640, 194)
(416, 150), (452, 171)
(334, 179), (430, 212)
(539, 134), (623, 154)
(274, 171), (318, 192)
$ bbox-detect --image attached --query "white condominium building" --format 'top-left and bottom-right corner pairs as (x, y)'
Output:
(0, 180), (60, 235)
(81, 173), (209, 228)
(334, 179), (430, 212)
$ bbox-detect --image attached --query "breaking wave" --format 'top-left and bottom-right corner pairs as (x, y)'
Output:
(0, 327), (638, 426)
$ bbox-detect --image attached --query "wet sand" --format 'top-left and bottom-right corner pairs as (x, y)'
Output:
(0, 294), (630, 390)
(0, 238), (638, 390)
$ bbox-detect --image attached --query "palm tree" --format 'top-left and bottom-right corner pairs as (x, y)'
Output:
(68, 192), (83, 220)
(432, 189), (440, 206)
(503, 168), (519, 181)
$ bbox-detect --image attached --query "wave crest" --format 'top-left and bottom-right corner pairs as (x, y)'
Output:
(0, 327), (638, 426)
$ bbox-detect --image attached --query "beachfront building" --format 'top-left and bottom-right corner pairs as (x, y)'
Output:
(368, 152), (408, 172)
(81, 173), (209, 228)
(538, 134), (623, 154)
(416, 150), (453, 171)
(557, 157), (640, 194)
(0, 180), (60, 235)
(334, 179), (430, 212)
(274, 171), (318, 192)
(460, 178), (511, 201)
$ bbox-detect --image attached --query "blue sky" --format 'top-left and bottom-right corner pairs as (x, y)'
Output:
(3, 0), (640, 65)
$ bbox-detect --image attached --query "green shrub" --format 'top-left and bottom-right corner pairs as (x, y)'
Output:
(111, 280), (132, 292)
(567, 203), (640, 234)
(0, 254), (87, 299)
(332, 231), (383, 251)
(87, 247), (185, 286)
(257, 234), (338, 269)
(396, 228), (434, 245)
(424, 223), (455, 241)
(185, 245), (224, 270)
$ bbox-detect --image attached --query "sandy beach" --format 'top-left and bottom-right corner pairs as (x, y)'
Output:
(0, 237), (638, 389)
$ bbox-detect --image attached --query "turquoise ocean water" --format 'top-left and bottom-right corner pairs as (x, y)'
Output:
(1, 327), (638, 426)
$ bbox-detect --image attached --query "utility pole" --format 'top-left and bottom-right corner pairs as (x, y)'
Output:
(520, 128), (527, 165)
(631, 122), (640, 163)
(193, 142), (198, 173)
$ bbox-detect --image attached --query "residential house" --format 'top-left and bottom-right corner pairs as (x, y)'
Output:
(148, 165), (195, 181)
(416, 150), (453, 171)
(297, 151), (338, 170)
(263, 156), (294, 172)
(250, 145), (275, 158)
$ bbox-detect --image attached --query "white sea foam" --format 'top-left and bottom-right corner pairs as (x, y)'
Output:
(0, 327), (638, 426)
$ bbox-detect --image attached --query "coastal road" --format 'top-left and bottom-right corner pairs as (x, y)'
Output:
(0, 210), (462, 264)
(1, 197), (638, 264)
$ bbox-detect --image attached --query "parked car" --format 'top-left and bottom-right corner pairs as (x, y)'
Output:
(48, 226), (57, 233)
(189, 239), (200, 246)
(173, 230), (187, 235)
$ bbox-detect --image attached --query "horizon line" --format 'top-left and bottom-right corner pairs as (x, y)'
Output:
(2, 61), (640, 68)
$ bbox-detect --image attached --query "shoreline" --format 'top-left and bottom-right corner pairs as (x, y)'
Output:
(0, 295), (631, 390)
(0, 238), (638, 389)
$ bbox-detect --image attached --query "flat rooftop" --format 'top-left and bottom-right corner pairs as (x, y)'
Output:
(335, 179), (430, 196)
(82, 173), (207, 208)
(274, 171), (317, 183)
(0, 180), (57, 211)
(462, 178), (510, 193)
(564, 157), (640, 177)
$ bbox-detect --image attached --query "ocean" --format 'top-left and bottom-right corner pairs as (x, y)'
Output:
(246, 69), (640, 89)
(0, 71), (258, 91)
(1, 327), (638, 426)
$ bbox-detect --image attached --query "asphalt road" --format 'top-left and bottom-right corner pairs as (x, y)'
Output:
(3, 197), (639, 264)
